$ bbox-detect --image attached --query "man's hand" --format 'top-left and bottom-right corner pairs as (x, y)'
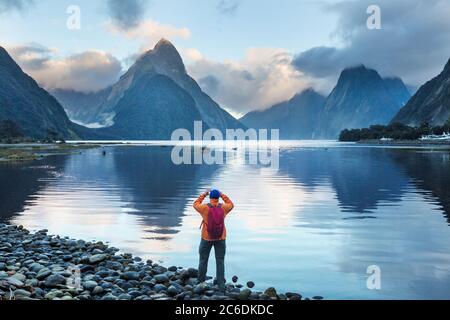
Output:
(201, 189), (210, 197)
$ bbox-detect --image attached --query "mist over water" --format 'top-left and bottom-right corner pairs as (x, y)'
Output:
(1, 142), (450, 299)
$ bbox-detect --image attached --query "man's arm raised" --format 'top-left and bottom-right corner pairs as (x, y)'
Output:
(193, 190), (209, 214)
(221, 193), (234, 214)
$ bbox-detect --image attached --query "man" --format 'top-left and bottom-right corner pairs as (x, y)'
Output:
(193, 189), (234, 291)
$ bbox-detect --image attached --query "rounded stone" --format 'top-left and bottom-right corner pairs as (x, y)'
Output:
(14, 289), (31, 297)
(11, 273), (27, 282)
(154, 284), (168, 292)
(89, 254), (108, 264)
(118, 293), (132, 300)
(44, 274), (67, 287)
(101, 294), (118, 300)
(121, 271), (140, 281)
(36, 268), (52, 280)
(83, 280), (98, 291)
(264, 287), (277, 298)
(153, 274), (169, 283)
(238, 289), (252, 300)
(167, 285), (179, 296)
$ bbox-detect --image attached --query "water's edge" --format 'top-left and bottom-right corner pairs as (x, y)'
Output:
(0, 224), (310, 301)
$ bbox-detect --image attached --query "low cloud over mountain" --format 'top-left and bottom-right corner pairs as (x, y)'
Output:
(7, 44), (123, 92)
(293, 0), (450, 88)
(188, 48), (311, 116)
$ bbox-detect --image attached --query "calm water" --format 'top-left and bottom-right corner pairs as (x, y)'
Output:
(1, 141), (450, 299)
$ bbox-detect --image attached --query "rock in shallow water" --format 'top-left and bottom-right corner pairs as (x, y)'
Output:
(0, 224), (309, 301)
(264, 287), (277, 299)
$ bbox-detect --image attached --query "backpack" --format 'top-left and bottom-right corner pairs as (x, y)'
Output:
(206, 203), (225, 240)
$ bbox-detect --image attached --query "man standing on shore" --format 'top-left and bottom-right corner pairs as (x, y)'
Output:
(193, 189), (234, 291)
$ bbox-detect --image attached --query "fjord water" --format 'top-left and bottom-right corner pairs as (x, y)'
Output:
(1, 142), (450, 299)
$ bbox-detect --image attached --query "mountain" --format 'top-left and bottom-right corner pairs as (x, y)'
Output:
(0, 46), (83, 140)
(101, 74), (203, 139)
(50, 88), (112, 127)
(383, 77), (411, 105)
(240, 89), (326, 139)
(53, 39), (244, 139)
(391, 58), (450, 127)
(316, 65), (411, 139)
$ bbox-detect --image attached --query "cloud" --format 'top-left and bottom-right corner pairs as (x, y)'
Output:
(8, 44), (123, 92)
(107, 19), (191, 54)
(106, 0), (149, 30)
(181, 48), (204, 63)
(198, 75), (220, 96)
(217, 0), (242, 15)
(188, 48), (312, 116)
(7, 43), (53, 70)
(0, 0), (34, 14)
(292, 0), (450, 87)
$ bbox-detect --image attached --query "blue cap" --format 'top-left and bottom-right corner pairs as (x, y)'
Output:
(210, 189), (220, 199)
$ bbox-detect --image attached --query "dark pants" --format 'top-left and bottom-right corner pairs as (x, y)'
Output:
(198, 239), (226, 290)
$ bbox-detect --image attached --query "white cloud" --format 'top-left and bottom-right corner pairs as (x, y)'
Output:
(106, 19), (191, 53)
(187, 47), (312, 116)
(7, 44), (123, 92)
(181, 48), (204, 63)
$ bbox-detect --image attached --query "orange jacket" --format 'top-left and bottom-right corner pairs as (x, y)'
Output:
(193, 192), (234, 241)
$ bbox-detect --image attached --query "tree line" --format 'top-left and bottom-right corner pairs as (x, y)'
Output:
(0, 120), (65, 143)
(339, 119), (450, 142)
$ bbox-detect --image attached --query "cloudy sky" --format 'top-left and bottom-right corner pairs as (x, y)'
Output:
(1, 0), (449, 117)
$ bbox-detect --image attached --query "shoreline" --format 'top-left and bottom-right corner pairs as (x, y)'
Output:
(0, 224), (311, 301)
(0, 143), (101, 162)
(2, 139), (449, 163)
(356, 139), (450, 147)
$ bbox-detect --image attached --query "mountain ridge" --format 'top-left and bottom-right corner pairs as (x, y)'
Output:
(391, 58), (450, 127)
(240, 88), (326, 139)
(316, 65), (410, 138)
(0, 46), (84, 140)
(52, 39), (244, 139)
